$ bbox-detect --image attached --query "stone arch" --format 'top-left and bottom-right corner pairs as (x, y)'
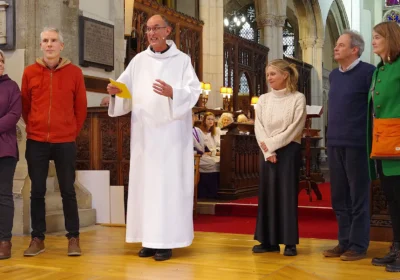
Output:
(290, 0), (325, 63)
(328, 0), (350, 36)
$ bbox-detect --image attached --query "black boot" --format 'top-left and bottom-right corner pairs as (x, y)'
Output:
(284, 245), (297, 256)
(386, 253), (400, 272)
(372, 242), (400, 266)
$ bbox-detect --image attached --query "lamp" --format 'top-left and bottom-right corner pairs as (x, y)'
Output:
(251, 96), (259, 106)
(200, 82), (211, 107)
(221, 87), (233, 111)
(250, 96), (259, 119)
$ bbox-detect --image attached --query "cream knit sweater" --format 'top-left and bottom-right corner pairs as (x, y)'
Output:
(255, 88), (307, 160)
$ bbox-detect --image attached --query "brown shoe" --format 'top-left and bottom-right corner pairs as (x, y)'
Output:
(68, 237), (81, 256)
(0, 241), (11, 260)
(24, 237), (45, 256)
(340, 250), (366, 261)
(323, 245), (346, 257)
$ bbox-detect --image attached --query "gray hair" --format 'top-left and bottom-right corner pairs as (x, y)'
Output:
(40, 27), (64, 43)
(149, 14), (171, 27)
(343, 30), (365, 57)
(0, 49), (4, 63)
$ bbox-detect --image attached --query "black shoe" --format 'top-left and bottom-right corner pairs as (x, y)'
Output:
(138, 247), (157, 257)
(284, 245), (297, 256)
(154, 249), (172, 261)
(252, 244), (280, 253)
(386, 256), (400, 272)
(372, 242), (400, 266)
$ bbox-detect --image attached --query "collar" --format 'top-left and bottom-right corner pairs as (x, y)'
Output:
(150, 44), (170, 54)
(339, 58), (361, 72)
(271, 87), (288, 98)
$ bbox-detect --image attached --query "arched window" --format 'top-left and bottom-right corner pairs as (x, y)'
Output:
(224, 4), (259, 43)
(239, 73), (250, 95)
(283, 20), (295, 58)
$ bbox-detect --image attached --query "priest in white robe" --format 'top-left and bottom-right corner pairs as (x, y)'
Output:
(107, 15), (201, 261)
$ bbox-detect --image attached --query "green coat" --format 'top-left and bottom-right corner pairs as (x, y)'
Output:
(367, 58), (400, 179)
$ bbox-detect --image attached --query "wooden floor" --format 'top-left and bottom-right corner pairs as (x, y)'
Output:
(0, 226), (397, 280)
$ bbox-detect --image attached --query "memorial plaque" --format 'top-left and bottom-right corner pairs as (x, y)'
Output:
(0, 0), (15, 50)
(79, 16), (114, 71)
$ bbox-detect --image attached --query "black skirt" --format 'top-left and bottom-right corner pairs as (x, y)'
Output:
(254, 142), (301, 245)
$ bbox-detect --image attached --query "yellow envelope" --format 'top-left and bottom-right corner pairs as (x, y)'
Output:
(109, 78), (132, 99)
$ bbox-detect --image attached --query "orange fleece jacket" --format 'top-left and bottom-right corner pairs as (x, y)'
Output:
(21, 58), (87, 143)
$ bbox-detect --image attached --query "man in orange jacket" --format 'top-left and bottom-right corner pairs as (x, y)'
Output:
(21, 27), (87, 257)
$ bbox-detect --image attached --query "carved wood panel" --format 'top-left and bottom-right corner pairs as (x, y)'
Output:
(76, 118), (91, 170)
(371, 179), (391, 227)
(219, 134), (260, 199)
(128, 0), (203, 80)
(75, 108), (131, 189)
(224, 32), (268, 111)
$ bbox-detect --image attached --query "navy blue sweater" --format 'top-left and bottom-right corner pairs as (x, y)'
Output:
(327, 61), (375, 147)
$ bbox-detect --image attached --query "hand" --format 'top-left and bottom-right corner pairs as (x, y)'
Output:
(260, 142), (268, 153)
(153, 79), (173, 98)
(107, 83), (122, 95)
(267, 155), (277, 163)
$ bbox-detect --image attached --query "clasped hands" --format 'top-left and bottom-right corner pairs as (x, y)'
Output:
(260, 141), (277, 163)
(106, 79), (173, 98)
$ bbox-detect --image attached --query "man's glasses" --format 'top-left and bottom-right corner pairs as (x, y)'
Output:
(145, 26), (167, 33)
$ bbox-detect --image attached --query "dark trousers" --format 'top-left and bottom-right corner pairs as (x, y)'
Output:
(377, 161), (400, 242)
(0, 157), (17, 241)
(26, 139), (79, 240)
(198, 172), (220, 199)
(327, 146), (370, 252)
(254, 142), (301, 245)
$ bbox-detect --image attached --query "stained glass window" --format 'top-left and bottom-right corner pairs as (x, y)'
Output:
(386, 0), (400, 7)
(239, 73), (249, 95)
(283, 20), (295, 58)
(383, 9), (400, 23)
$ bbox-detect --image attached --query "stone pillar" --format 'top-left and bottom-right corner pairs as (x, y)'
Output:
(275, 16), (286, 60)
(314, 38), (326, 151)
(25, 0), (80, 66)
(111, 0), (125, 77)
(200, 0), (224, 109)
(258, 14), (279, 60)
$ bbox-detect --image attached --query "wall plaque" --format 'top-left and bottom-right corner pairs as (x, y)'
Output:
(0, 0), (15, 50)
(79, 16), (114, 71)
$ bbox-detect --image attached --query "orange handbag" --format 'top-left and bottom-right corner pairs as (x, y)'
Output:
(370, 118), (400, 159)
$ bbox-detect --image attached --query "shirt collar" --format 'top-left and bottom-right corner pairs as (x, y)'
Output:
(150, 44), (170, 54)
(339, 58), (361, 73)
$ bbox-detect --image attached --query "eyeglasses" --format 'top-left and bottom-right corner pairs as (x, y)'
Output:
(145, 26), (167, 33)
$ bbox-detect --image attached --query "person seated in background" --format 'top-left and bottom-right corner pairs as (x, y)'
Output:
(192, 112), (205, 155)
(198, 112), (221, 199)
(218, 112), (234, 135)
(237, 114), (248, 123)
(100, 96), (110, 107)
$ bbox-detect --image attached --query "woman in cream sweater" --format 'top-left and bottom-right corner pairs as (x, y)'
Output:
(253, 59), (307, 256)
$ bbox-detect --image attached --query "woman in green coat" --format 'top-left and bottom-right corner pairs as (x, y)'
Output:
(368, 22), (400, 273)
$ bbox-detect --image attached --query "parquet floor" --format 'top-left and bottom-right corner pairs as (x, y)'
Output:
(0, 226), (397, 280)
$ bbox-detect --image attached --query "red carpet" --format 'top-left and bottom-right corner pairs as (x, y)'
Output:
(194, 213), (338, 240)
(194, 183), (338, 239)
(224, 182), (332, 208)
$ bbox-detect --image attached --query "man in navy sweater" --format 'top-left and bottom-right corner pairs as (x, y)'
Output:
(323, 30), (375, 261)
